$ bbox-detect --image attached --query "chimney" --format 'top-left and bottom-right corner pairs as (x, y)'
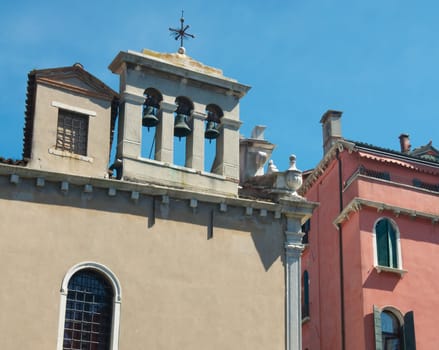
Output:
(320, 110), (343, 154)
(399, 133), (411, 154)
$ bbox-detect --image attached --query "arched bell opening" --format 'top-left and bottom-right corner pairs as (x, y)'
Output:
(174, 96), (193, 166)
(205, 104), (223, 172)
(141, 88), (162, 159)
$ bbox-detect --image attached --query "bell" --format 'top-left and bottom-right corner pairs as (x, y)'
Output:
(142, 105), (159, 129)
(174, 114), (192, 138)
(204, 120), (220, 140)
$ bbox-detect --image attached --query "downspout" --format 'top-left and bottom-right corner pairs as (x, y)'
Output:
(336, 148), (346, 350)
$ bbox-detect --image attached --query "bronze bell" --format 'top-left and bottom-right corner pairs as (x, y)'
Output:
(142, 105), (159, 129)
(174, 114), (192, 139)
(204, 120), (220, 140)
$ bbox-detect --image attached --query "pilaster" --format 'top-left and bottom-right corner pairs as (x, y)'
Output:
(155, 101), (176, 163)
(213, 117), (242, 178)
(284, 214), (305, 350)
(185, 111), (206, 170)
(118, 92), (144, 159)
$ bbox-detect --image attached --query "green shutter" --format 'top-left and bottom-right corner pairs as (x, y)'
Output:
(403, 311), (416, 350)
(388, 222), (398, 268)
(376, 220), (389, 266)
(373, 305), (383, 350)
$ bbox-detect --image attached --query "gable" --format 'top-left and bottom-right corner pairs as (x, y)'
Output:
(22, 65), (119, 161)
(411, 142), (439, 162)
(33, 64), (118, 101)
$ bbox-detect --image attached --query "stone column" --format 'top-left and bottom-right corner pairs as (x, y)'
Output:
(117, 92), (144, 159)
(284, 213), (305, 350)
(185, 111), (206, 170)
(155, 101), (177, 163)
(213, 117), (242, 178)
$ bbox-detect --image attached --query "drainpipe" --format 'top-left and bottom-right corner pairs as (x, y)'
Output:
(336, 148), (346, 350)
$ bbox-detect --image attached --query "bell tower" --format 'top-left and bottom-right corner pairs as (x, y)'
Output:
(109, 48), (250, 196)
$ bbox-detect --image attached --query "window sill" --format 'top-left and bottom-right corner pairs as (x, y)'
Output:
(375, 265), (407, 277)
(49, 147), (94, 163)
(302, 316), (310, 325)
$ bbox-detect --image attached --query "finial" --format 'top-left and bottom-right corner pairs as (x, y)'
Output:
(267, 160), (279, 174)
(169, 10), (195, 53)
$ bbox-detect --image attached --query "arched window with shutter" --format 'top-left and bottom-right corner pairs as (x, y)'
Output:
(373, 218), (403, 270)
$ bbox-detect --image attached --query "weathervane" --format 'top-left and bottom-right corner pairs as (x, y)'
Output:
(169, 10), (195, 54)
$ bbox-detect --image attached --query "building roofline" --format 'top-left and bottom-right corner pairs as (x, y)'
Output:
(300, 139), (439, 195)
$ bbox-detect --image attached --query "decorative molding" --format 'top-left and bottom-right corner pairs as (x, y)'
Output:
(159, 101), (178, 113)
(57, 261), (122, 350)
(219, 203), (227, 212)
(218, 117), (242, 130)
(120, 91), (145, 104)
(51, 101), (97, 117)
(60, 181), (69, 193)
(131, 191), (140, 201)
(36, 177), (45, 187)
(333, 197), (439, 226)
(10, 174), (19, 184)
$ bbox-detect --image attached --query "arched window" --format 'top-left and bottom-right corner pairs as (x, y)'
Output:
(173, 96), (193, 166)
(141, 88), (163, 159)
(205, 104), (223, 172)
(57, 262), (122, 350)
(381, 310), (401, 349)
(374, 218), (401, 269)
(301, 270), (310, 319)
(373, 305), (416, 350)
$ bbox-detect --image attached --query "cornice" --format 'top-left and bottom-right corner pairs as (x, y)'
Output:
(0, 163), (313, 215)
(333, 197), (439, 227)
(300, 140), (355, 195)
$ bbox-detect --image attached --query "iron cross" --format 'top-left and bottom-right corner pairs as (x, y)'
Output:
(169, 11), (195, 48)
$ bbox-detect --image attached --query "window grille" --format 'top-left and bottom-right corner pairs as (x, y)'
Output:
(63, 269), (114, 350)
(413, 178), (439, 192)
(359, 166), (391, 181)
(56, 109), (89, 156)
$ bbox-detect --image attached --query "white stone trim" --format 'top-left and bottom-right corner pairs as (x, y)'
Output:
(56, 261), (122, 350)
(51, 101), (97, 117)
(372, 217), (404, 273)
(48, 147), (94, 163)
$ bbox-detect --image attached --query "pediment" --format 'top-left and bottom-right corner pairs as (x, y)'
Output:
(33, 65), (117, 101)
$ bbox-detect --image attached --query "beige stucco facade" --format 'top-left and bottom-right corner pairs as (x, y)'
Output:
(0, 167), (289, 349)
(0, 47), (317, 349)
(0, 162), (317, 349)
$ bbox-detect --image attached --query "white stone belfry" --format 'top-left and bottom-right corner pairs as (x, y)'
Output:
(109, 49), (250, 196)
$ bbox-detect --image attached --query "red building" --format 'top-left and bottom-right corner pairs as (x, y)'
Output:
(301, 111), (439, 350)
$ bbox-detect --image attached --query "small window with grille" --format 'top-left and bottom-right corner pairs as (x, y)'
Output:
(56, 109), (89, 156)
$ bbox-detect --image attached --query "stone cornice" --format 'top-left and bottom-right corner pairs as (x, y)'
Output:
(333, 197), (439, 227)
(109, 50), (251, 98)
(0, 163), (316, 215)
(300, 140), (355, 195)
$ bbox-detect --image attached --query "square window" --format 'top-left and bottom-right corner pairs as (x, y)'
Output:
(56, 109), (89, 156)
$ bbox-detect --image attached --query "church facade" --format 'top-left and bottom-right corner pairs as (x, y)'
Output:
(0, 46), (315, 349)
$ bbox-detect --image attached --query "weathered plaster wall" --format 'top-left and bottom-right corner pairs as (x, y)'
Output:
(0, 176), (286, 350)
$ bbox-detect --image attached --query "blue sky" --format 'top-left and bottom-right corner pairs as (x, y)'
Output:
(0, 0), (438, 171)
